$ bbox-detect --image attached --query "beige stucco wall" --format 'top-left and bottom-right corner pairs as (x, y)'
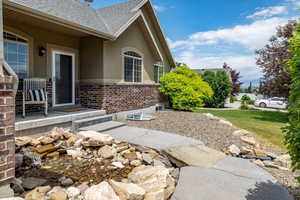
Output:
(4, 19), (80, 80)
(80, 36), (104, 81)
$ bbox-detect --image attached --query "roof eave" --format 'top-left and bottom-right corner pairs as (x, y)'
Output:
(3, 0), (115, 40)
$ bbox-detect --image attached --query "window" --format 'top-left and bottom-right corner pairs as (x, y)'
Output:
(154, 62), (164, 83)
(4, 32), (29, 78)
(123, 51), (142, 82)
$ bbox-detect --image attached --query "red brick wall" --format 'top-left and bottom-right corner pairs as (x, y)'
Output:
(80, 83), (167, 113)
(0, 75), (16, 185)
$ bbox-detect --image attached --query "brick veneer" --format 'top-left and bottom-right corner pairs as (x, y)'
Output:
(0, 75), (16, 185)
(80, 83), (167, 114)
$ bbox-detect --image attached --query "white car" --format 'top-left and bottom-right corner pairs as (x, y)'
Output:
(254, 97), (288, 109)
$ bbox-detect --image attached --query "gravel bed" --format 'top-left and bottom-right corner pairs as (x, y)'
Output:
(123, 111), (300, 198)
(124, 111), (243, 151)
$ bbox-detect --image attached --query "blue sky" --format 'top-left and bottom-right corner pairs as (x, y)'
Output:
(92, 0), (300, 87)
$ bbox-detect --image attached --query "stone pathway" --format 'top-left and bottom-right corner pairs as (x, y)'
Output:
(100, 126), (294, 200)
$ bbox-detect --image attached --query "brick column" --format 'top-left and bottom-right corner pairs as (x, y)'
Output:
(0, 76), (15, 187)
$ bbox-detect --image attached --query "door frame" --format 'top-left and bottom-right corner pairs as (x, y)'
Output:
(52, 50), (75, 107)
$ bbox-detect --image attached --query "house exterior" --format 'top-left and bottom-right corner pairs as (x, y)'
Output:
(2, 0), (174, 114)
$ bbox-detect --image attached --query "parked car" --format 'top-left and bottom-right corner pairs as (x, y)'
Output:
(254, 97), (288, 109)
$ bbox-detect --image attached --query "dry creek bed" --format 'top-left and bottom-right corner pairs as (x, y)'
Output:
(13, 127), (179, 200)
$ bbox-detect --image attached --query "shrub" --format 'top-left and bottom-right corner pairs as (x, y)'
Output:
(283, 22), (300, 183)
(230, 96), (237, 103)
(159, 66), (213, 111)
(240, 103), (249, 110)
(241, 95), (251, 104)
(202, 70), (232, 108)
(248, 100), (255, 105)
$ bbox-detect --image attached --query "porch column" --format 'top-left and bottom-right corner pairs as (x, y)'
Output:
(0, 0), (16, 197)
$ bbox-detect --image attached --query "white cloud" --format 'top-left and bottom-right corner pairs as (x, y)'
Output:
(169, 17), (289, 51)
(153, 5), (167, 12)
(247, 6), (287, 19)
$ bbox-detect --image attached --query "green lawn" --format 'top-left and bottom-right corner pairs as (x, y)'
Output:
(195, 109), (289, 151)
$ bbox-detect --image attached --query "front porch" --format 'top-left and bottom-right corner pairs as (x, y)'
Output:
(15, 108), (106, 136)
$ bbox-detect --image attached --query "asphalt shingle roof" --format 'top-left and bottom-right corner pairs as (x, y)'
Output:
(7, 0), (145, 37)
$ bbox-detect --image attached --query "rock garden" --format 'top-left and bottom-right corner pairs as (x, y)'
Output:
(125, 111), (300, 198)
(13, 127), (179, 200)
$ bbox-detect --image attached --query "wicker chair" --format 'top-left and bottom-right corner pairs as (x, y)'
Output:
(22, 78), (48, 118)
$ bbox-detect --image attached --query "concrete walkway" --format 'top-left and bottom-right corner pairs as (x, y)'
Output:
(99, 126), (293, 200)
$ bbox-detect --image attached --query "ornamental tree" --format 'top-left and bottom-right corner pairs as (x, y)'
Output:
(202, 70), (232, 108)
(159, 66), (213, 111)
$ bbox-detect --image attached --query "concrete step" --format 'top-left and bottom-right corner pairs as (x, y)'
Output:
(80, 121), (126, 132)
(72, 115), (113, 131)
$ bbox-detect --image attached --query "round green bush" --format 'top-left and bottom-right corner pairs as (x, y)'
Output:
(159, 66), (213, 111)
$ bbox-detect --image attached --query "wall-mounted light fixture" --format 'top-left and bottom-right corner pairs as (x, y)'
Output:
(39, 46), (46, 56)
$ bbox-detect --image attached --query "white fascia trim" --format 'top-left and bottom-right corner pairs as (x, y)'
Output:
(113, 11), (163, 62)
(131, 0), (148, 12)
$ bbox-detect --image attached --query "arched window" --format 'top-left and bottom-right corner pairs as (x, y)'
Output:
(3, 31), (29, 78)
(123, 51), (142, 82)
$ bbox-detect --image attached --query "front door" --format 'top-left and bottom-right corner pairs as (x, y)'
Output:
(52, 51), (75, 107)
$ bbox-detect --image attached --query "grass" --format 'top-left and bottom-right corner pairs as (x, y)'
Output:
(195, 109), (289, 151)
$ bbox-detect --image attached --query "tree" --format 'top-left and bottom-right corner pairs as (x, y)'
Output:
(159, 66), (213, 111)
(202, 70), (232, 108)
(256, 20), (297, 98)
(223, 63), (242, 96)
(247, 82), (253, 93)
(284, 21), (300, 183)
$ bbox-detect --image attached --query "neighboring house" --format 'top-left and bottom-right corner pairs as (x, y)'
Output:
(2, 0), (175, 114)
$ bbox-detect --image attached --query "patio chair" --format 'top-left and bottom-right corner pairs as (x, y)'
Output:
(22, 78), (48, 118)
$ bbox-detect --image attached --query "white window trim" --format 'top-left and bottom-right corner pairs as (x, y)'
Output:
(122, 48), (144, 83)
(154, 62), (164, 83)
(3, 31), (29, 78)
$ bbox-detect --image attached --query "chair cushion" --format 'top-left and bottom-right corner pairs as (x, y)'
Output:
(29, 89), (46, 101)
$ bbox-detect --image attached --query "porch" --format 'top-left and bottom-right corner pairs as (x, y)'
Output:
(3, 3), (105, 116)
(15, 108), (106, 136)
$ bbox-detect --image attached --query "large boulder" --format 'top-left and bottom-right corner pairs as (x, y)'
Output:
(110, 180), (145, 200)
(84, 181), (120, 200)
(128, 165), (175, 200)
(78, 131), (113, 147)
(98, 145), (117, 159)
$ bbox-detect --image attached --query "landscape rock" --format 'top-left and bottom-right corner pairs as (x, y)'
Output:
(266, 152), (278, 159)
(35, 144), (57, 154)
(84, 181), (120, 200)
(77, 183), (89, 194)
(263, 161), (280, 169)
(66, 187), (81, 199)
(275, 154), (292, 168)
(46, 152), (60, 158)
(110, 179), (145, 200)
(240, 146), (253, 155)
(48, 190), (68, 200)
(98, 145), (117, 159)
(29, 139), (41, 147)
(60, 178), (74, 186)
(21, 177), (47, 190)
(15, 153), (24, 168)
(228, 144), (240, 156)
(67, 149), (82, 159)
(142, 153), (153, 164)
(252, 159), (265, 167)
(35, 186), (51, 194)
(128, 165), (175, 199)
(50, 127), (65, 140)
(79, 131), (113, 147)
(40, 137), (55, 145)
(219, 119), (233, 127)
(47, 186), (66, 195)
(232, 129), (249, 136)
(24, 189), (45, 200)
(112, 162), (125, 169)
(130, 160), (142, 167)
(16, 137), (32, 147)
(240, 136), (256, 145)
(164, 145), (226, 168)
(254, 148), (267, 157)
